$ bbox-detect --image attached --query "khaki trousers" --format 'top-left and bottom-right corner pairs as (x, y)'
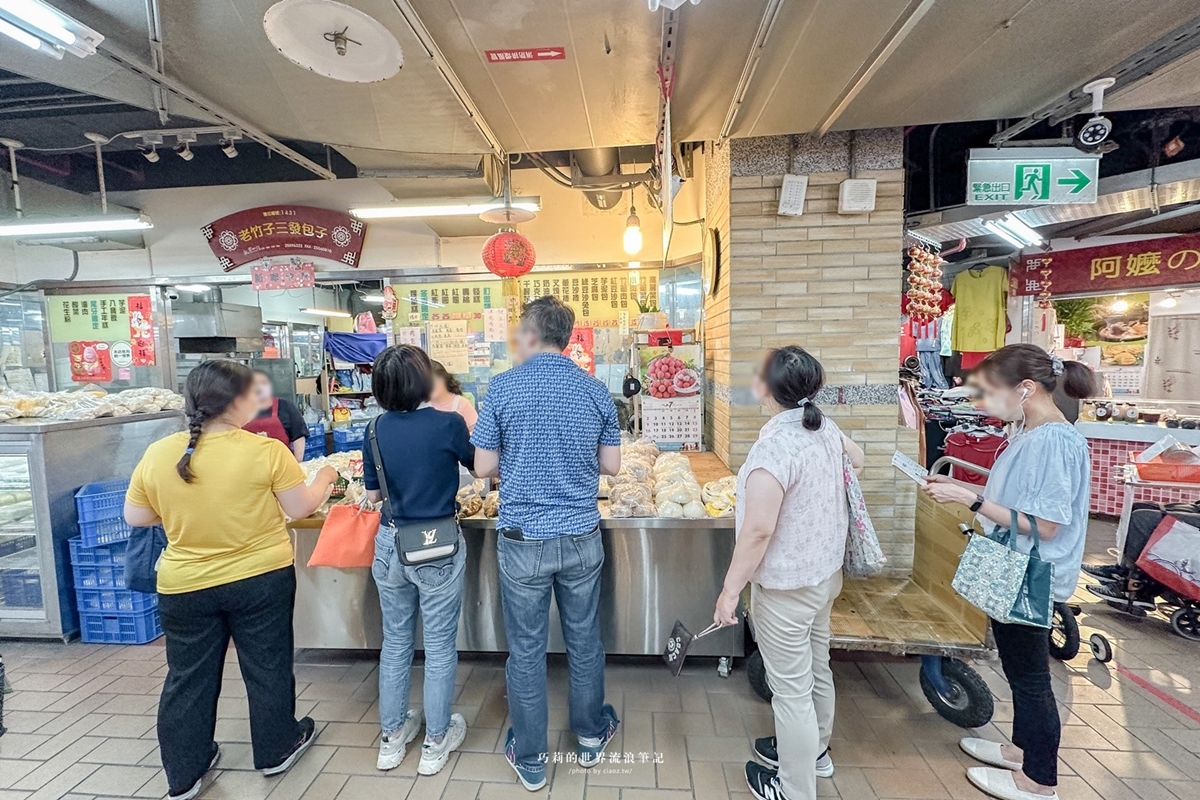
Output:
(751, 570), (843, 800)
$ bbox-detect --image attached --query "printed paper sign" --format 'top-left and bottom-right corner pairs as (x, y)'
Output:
(109, 341), (133, 368)
(127, 295), (156, 366)
(892, 451), (929, 484)
(68, 341), (112, 383)
(563, 328), (595, 374)
(393, 326), (422, 347)
(483, 307), (508, 343)
(428, 320), (469, 374)
(485, 47), (566, 63)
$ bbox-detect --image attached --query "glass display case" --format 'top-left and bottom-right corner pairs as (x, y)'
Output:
(292, 324), (324, 378)
(0, 291), (50, 392)
(0, 453), (39, 619)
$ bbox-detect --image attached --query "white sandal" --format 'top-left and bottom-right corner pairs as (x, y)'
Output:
(960, 738), (1022, 770)
(967, 767), (1058, 800)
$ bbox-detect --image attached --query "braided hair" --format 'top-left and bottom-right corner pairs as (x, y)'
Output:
(176, 360), (255, 482)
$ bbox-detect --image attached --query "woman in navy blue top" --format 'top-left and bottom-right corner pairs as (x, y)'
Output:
(363, 345), (474, 776)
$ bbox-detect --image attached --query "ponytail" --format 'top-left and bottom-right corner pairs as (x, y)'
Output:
(763, 346), (827, 431)
(175, 360), (254, 483)
(1059, 360), (1095, 400)
(976, 343), (1095, 400)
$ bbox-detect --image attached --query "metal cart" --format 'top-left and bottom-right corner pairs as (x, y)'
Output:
(745, 456), (997, 728)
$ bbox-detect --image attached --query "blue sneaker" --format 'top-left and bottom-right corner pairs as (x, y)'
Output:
(504, 728), (546, 791)
(578, 704), (620, 768)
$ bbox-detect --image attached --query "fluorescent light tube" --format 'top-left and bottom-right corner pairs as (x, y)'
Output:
(361, 294), (385, 303)
(174, 284), (212, 293)
(0, 0), (102, 57)
(997, 214), (1043, 246)
(350, 198), (541, 220)
(981, 219), (1026, 250)
(302, 308), (352, 318)
(0, 16), (42, 50)
(0, 214), (152, 237)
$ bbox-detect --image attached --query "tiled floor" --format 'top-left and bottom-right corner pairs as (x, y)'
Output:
(1, 520), (1199, 800)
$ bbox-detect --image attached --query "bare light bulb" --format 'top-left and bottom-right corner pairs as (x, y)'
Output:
(1160, 295), (1178, 309)
(1110, 299), (1129, 313)
(623, 209), (642, 255)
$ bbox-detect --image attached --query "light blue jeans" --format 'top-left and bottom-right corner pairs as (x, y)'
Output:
(497, 526), (608, 773)
(372, 527), (466, 738)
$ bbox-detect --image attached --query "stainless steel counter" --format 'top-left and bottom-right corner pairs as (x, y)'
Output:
(291, 514), (742, 657)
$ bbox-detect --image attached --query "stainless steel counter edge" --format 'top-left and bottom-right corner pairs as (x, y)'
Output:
(459, 514), (734, 530)
(0, 410), (185, 434)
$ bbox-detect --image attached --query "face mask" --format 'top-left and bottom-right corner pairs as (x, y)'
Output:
(984, 386), (1030, 426)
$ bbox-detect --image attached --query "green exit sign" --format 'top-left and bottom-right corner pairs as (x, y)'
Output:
(967, 147), (1100, 205)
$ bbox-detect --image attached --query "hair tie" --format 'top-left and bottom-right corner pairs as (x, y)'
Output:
(1050, 355), (1064, 376)
(184, 447), (195, 455)
(798, 398), (810, 407)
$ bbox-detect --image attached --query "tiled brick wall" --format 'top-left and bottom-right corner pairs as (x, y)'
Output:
(703, 141), (732, 465)
(1087, 436), (1200, 516)
(702, 130), (918, 575)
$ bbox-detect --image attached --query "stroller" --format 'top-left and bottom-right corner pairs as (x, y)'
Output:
(1087, 512), (1200, 642)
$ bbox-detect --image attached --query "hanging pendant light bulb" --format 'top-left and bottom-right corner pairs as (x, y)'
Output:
(623, 196), (643, 255)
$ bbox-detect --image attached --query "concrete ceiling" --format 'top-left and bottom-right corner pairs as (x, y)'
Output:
(1, 0), (1199, 175)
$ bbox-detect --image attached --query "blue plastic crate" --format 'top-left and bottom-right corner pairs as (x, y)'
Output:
(79, 607), (162, 644)
(68, 538), (127, 589)
(333, 425), (366, 453)
(78, 516), (133, 548)
(0, 569), (41, 607)
(307, 422), (325, 439)
(75, 586), (156, 614)
(75, 479), (130, 524)
(0, 535), (35, 558)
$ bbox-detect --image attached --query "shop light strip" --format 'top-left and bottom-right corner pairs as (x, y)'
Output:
(350, 198), (541, 220)
(301, 307), (352, 318)
(0, 214), (152, 237)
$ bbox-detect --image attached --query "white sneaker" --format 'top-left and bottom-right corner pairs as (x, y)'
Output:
(967, 767), (1058, 800)
(377, 709), (422, 771)
(960, 738), (1023, 771)
(418, 713), (467, 776)
(815, 748), (835, 778)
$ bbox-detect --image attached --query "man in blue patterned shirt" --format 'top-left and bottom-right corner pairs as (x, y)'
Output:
(472, 296), (622, 791)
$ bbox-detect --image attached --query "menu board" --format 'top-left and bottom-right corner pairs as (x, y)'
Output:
(521, 271), (655, 327)
(47, 294), (157, 366)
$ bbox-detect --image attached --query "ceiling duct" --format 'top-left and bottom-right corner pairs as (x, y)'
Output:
(572, 148), (624, 210)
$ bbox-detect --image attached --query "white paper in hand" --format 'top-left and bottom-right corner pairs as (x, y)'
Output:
(892, 451), (929, 484)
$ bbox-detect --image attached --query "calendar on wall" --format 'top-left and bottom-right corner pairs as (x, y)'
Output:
(641, 396), (702, 451)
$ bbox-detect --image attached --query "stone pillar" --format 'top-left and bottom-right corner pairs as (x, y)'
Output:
(703, 129), (918, 575)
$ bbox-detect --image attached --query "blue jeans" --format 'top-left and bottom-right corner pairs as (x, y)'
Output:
(497, 526), (607, 772)
(372, 527), (466, 738)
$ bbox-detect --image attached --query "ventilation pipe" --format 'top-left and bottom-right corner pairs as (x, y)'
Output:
(573, 148), (624, 210)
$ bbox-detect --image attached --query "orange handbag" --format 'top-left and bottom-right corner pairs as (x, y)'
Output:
(307, 503), (381, 569)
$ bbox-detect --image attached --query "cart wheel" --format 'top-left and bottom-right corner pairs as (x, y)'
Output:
(746, 648), (772, 702)
(1089, 633), (1113, 663)
(919, 657), (993, 729)
(1049, 602), (1081, 661)
(1169, 607), (1200, 642)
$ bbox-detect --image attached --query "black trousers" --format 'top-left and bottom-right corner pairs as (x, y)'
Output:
(157, 566), (302, 791)
(992, 620), (1059, 787)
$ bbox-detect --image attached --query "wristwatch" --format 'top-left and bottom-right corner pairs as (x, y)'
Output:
(969, 494), (985, 513)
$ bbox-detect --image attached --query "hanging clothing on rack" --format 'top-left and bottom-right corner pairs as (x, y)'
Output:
(914, 319), (949, 389)
(951, 266), (1008, 353)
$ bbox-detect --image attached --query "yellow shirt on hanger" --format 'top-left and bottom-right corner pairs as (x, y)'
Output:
(951, 266), (1008, 352)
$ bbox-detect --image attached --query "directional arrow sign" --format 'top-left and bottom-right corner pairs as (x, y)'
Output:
(966, 147), (1100, 205)
(1056, 168), (1092, 194)
(486, 47), (567, 63)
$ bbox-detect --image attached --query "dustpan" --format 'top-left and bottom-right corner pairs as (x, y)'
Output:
(663, 620), (723, 677)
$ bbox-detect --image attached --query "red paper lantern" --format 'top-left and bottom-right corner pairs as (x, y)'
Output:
(482, 229), (536, 278)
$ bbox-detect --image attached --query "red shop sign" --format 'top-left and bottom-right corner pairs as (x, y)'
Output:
(201, 205), (366, 272)
(1012, 234), (1200, 297)
(485, 47), (566, 63)
(127, 294), (155, 366)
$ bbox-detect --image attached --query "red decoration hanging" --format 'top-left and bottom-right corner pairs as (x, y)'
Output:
(482, 229), (536, 278)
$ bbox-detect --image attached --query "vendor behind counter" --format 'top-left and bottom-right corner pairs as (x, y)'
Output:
(244, 370), (308, 460)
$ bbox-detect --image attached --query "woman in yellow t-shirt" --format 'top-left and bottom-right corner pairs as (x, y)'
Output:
(124, 360), (336, 800)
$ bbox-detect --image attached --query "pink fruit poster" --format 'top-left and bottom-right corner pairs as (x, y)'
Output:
(563, 328), (595, 374)
(641, 345), (701, 399)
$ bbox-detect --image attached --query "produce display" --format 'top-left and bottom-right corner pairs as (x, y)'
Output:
(302, 451), (366, 507)
(456, 480), (486, 517)
(0, 387), (184, 422)
(644, 354), (699, 399)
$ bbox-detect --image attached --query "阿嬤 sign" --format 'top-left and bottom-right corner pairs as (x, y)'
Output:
(967, 147), (1099, 206)
(1012, 234), (1200, 297)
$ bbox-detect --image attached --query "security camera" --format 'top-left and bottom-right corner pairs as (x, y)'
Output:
(1075, 77), (1116, 149)
(1077, 116), (1113, 147)
(166, 289), (179, 301)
